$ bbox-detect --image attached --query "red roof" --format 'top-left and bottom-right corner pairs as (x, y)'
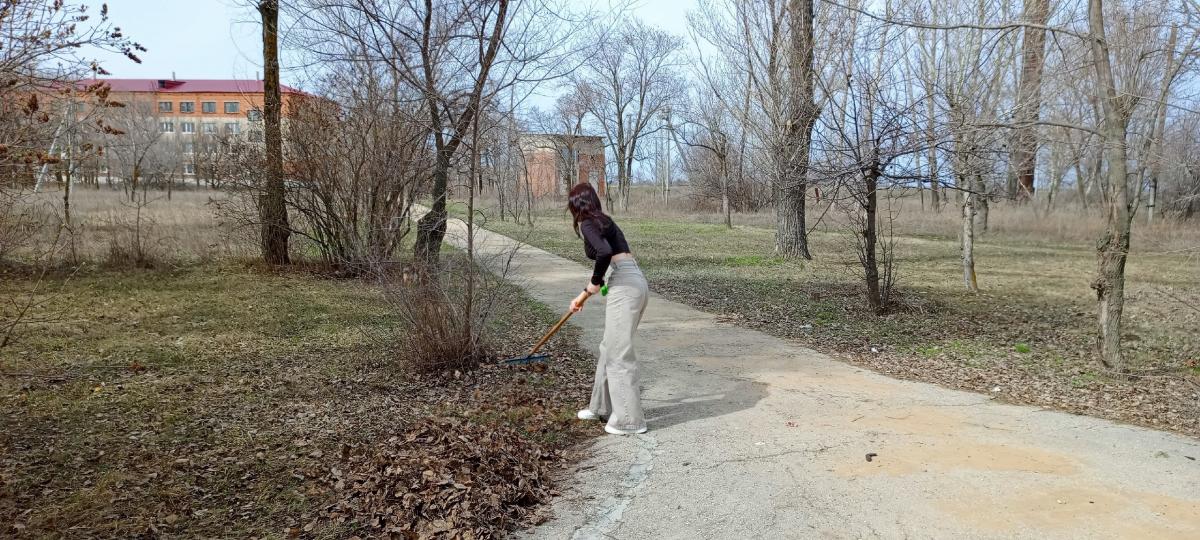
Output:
(81, 79), (304, 94)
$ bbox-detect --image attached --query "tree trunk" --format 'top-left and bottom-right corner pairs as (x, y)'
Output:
(415, 150), (452, 263)
(1073, 158), (1090, 212)
(863, 170), (882, 312)
(614, 148), (628, 212)
(413, 0), (508, 264)
(1087, 0), (1132, 372)
(62, 162), (72, 243)
(1045, 168), (1063, 213)
(1007, 0), (1050, 202)
(722, 173), (732, 229)
(719, 141), (732, 229)
(777, 0), (816, 259)
(921, 12), (941, 212)
(975, 177), (990, 233)
(130, 164), (139, 201)
(961, 184), (979, 292)
(1146, 26), (1179, 225)
(258, 0), (291, 265)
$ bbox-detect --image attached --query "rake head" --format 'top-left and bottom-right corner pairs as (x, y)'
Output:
(502, 353), (550, 366)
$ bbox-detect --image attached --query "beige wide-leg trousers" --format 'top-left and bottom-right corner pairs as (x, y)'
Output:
(588, 259), (650, 431)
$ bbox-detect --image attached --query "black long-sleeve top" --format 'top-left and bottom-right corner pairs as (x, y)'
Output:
(580, 216), (631, 286)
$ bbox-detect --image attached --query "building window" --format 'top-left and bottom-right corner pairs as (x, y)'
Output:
(202, 101), (216, 114)
(247, 108), (262, 122)
(158, 101), (172, 113)
(180, 102), (195, 113)
(225, 122), (240, 134)
(202, 122), (217, 134)
(248, 130), (263, 142)
(224, 102), (239, 114)
(180, 122), (195, 133)
(183, 142), (195, 153)
(159, 121), (174, 133)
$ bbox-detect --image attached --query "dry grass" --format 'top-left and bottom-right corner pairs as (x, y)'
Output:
(17, 186), (251, 265)
(526, 185), (1198, 254)
(464, 185), (1200, 436)
(1, 185), (600, 537)
(0, 264), (594, 537)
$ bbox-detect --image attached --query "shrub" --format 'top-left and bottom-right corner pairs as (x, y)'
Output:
(378, 255), (511, 374)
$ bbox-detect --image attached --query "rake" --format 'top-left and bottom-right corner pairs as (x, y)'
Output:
(503, 285), (605, 365)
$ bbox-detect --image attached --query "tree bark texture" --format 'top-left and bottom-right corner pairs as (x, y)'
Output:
(1087, 0), (1132, 372)
(259, 0), (291, 265)
(1007, 0), (1051, 202)
(777, 0), (816, 259)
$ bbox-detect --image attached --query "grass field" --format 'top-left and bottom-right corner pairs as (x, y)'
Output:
(465, 190), (1200, 437)
(1, 187), (595, 537)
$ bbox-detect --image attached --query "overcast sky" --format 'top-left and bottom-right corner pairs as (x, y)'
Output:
(91, 0), (699, 90)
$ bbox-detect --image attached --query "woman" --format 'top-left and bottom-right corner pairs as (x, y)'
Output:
(567, 183), (650, 435)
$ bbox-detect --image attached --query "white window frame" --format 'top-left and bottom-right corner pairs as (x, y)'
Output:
(224, 122), (240, 135)
(184, 163), (196, 175)
(202, 122), (217, 134)
(159, 121), (174, 133)
(180, 122), (195, 134)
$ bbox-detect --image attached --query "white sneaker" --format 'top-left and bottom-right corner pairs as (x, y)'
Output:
(604, 424), (648, 435)
(577, 409), (600, 421)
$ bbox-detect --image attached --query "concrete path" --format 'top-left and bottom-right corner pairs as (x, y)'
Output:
(429, 211), (1200, 539)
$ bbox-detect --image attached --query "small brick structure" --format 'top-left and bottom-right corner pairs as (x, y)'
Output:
(519, 133), (606, 198)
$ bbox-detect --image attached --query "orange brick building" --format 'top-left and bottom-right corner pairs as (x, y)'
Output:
(519, 133), (606, 198)
(82, 79), (307, 176)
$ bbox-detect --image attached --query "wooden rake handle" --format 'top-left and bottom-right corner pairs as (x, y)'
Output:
(528, 291), (592, 355)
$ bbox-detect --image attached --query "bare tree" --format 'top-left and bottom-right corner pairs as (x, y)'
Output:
(812, 7), (925, 313)
(573, 20), (684, 211)
(105, 96), (165, 200)
(926, 0), (1020, 290)
(676, 89), (737, 228)
(528, 92), (591, 195)
(480, 111), (531, 223)
(258, 0), (291, 264)
(775, 0), (819, 259)
(272, 72), (430, 270)
(1085, 0), (1196, 371)
(290, 0), (582, 264)
(0, 1), (143, 188)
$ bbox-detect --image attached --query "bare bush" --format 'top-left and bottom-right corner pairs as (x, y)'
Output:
(377, 254), (513, 374)
(0, 188), (45, 263)
(479, 112), (535, 225)
(283, 79), (430, 272)
(211, 70), (432, 273)
(102, 194), (162, 269)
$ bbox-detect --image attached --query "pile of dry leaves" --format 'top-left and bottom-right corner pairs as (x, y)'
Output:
(292, 350), (594, 538)
(315, 414), (564, 538)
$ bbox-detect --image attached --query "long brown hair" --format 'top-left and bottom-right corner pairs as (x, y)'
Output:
(567, 183), (607, 237)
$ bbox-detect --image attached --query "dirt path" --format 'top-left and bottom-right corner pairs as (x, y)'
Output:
(426, 211), (1200, 539)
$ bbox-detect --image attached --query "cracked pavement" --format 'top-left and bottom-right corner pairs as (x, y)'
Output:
(423, 210), (1200, 539)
